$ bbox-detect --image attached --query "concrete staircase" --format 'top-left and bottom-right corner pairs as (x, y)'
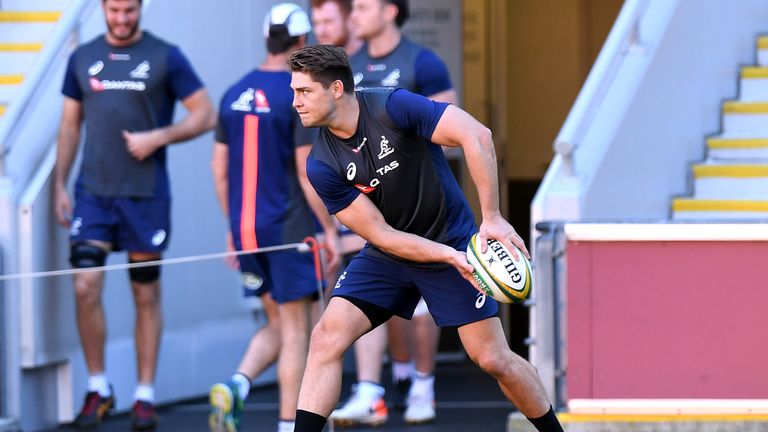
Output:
(0, 0), (71, 119)
(673, 36), (768, 220)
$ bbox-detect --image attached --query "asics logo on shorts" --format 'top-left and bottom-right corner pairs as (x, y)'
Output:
(70, 217), (83, 236)
(335, 271), (347, 289)
(151, 230), (166, 246)
(475, 293), (486, 309)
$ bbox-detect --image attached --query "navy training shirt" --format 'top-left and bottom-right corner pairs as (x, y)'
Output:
(62, 32), (203, 197)
(349, 37), (452, 96)
(216, 69), (318, 250)
(307, 89), (476, 264)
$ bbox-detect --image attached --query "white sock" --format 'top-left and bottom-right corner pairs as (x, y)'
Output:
(409, 372), (434, 399)
(88, 374), (111, 397)
(277, 420), (295, 432)
(392, 361), (415, 382)
(232, 373), (251, 400)
(356, 381), (385, 401)
(133, 384), (155, 403)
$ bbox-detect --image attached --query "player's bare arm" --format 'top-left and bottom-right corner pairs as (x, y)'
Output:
(336, 193), (474, 281)
(211, 142), (239, 269)
(125, 88), (216, 160)
(211, 143), (229, 216)
(430, 105), (529, 259)
(296, 144), (341, 275)
(54, 97), (84, 227)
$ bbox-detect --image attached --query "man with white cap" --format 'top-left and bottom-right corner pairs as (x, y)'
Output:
(208, 3), (339, 432)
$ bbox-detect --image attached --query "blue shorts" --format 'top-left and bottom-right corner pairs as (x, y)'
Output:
(70, 187), (170, 253)
(238, 249), (321, 304)
(332, 252), (499, 327)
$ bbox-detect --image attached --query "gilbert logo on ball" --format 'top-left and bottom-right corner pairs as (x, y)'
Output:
(466, 233), (532, 304)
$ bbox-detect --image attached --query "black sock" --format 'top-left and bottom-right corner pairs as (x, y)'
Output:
(295, 409), (327, 432)
(527, 405), (564, 432)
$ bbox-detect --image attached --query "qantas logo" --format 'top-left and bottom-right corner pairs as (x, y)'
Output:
(375, 160), (399, 176)
(354, 183), (377, 194)
(90, 78), (145, 92)
(254, 89), (271, 113)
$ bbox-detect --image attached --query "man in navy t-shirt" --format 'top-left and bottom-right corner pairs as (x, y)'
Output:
(208, 4), (340, 432)
(53, 0), (215, 429)
(287, 45), (564, 432)
(331, 0), (457, 425)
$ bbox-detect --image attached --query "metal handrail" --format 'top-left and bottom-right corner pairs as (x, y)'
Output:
(552, 0), (651, 174)
(0, 0), (95, 176)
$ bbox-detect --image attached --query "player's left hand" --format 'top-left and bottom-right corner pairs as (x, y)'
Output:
(478, 213), (530, 260)
(123, 129), (164, 161)
(323, 229), (342, 279)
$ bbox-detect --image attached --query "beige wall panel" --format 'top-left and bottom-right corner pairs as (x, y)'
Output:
(503, 0), (622, 180)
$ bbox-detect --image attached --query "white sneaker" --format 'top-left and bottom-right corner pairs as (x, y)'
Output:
(329, 385), (388, 426)
(404, 393), (435, 424)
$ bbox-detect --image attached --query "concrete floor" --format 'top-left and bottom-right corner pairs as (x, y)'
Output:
(53, 359), (514, 432)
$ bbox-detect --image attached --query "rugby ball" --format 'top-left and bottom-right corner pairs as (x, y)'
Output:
(466, 233), (532, 304)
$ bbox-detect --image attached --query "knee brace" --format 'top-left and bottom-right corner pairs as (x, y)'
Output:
(128, 259), (161, 283)
(69, 241), (107, 268)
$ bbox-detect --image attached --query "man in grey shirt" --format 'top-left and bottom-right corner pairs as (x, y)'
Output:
(53, 0), (215, 429)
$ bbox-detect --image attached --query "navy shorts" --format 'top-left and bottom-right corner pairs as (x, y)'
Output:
(332, 252), (499, 327)
(238, 248), (321, 304)
(70, 187), (170, 253)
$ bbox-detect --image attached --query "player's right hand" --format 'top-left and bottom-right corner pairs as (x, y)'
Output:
(54, 186), (72, 228)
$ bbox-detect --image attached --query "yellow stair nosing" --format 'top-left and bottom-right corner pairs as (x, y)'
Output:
(0, 42), (43, 52)
(0, 11), (62, 23)
(693, 164), (768, 178)
(723, 101), (768, 114)
(560, 413), (768, 423)
(741, 67), (768, 79)
(673, 199), (768, 212)
(759, 36), (768, 50)
(708, 138), (768, 149)
(0, 74), (24, 85)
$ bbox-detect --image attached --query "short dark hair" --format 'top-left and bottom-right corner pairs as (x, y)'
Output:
(310, 0), (352, 16)
(385, 0), (409, 28)
(102, 0), (143, 4)
(266, 24), (301, 54)
(288, 45), (355, 94)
